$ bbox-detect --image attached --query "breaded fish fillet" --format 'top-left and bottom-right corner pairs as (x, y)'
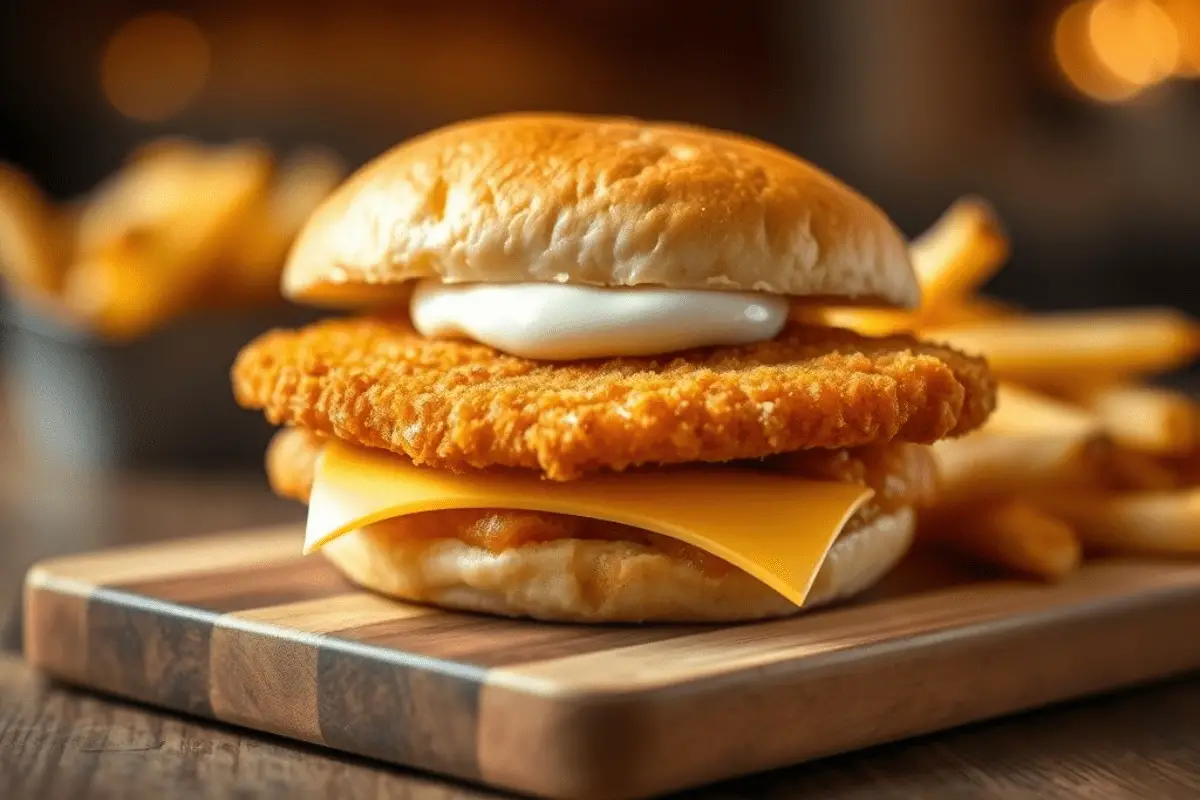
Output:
(234, 318), (994, 480)
(265, 428), (937, 578)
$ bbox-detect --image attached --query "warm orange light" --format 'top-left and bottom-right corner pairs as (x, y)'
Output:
(1159, 0), (1200, 76)
(101, 13), (210, 122)
(1088, 0), (1180, 86)
(1051, 0), (1198, 102)
(1054, 1), (1143, 102)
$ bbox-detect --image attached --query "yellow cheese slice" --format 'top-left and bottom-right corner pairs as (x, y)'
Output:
(306, 441), (873, 606)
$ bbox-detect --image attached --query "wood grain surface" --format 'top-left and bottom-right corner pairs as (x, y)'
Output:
(22, 528), (1200, 799)
(4, 387), (1200, 800)
(7, 647), (1200, 800)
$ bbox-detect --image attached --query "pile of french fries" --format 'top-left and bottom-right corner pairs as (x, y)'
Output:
(0, 139), (344, 340)
(828, 199), (1200, 581)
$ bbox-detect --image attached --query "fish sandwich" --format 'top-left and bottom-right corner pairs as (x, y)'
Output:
(233, 114), (996, 622)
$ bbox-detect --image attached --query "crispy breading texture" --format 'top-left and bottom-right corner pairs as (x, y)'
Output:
(265, 427), (325, 502)
(234, 318), (994, 480)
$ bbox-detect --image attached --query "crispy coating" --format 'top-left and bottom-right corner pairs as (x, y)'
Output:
(266, 428), (934, 579)
(265, 426), (325, 502)
(767, 440), (939, 513)
(235, 317), (994, 480)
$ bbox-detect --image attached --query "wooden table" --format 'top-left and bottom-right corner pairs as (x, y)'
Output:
(2, 416), (1200, 798)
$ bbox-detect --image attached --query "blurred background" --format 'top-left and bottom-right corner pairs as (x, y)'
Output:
(0, 0), (1198, 645)
(2, 0), (1198, 311)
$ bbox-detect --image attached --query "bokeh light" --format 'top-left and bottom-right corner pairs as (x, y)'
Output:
(1159, 0), (1200, 75)
(1088, 0), (1180, 87)
(1055, 0), (1144, 102)
(1054, 0), (1200, 102)
(101, 13), (210, 122)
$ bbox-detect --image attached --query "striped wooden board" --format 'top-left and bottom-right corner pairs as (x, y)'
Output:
(22, 527), (1200, 799)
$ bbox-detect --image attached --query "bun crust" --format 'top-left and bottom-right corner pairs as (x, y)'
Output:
(320, 507), (915, 622)
(284, 114), (918, 308)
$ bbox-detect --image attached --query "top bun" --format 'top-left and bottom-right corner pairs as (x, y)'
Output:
(283, 114), (919, 308)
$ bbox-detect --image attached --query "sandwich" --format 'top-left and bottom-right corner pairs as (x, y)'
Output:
(232, 114), (996, 622)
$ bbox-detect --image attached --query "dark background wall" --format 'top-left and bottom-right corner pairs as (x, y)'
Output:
(2, 0), (1198, 314)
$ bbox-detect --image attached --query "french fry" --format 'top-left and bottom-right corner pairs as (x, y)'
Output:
(76, 139), (207, 254)
(922, 296), (1016, 328)
(985, 382), (1101, 439)
(910, 197), (1009, 314)
(925, 309), (1200, 385)
(1163, 448), (1200, 487)
(230, 147), (344, 301)
(62, 231), (171, 339)
(1042, 375), (1130, 405)
(3, 138), (347, 338)
(67, 143), (274, 338)
(902, 196), (1200, 567)
(0, 164), (68, 295)
(125, 136), (203, 166)
(1100, 446), (1181, 492)
(821, 198), (1011, 335)
(820, 295), (1014, 337)
(1082, 385), (1197, 457)
(1082, 438), (1181, 492)
(1038, 490), (1200, 555)
(923, 499), (1082, 580)
(932, 432), (1097, 506)
(818, 307), (915, 336)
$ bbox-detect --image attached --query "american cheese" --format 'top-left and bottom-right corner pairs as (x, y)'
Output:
(306, 441), (873, 606)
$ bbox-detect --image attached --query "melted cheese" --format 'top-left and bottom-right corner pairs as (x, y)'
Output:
(306, 441), (873, 606)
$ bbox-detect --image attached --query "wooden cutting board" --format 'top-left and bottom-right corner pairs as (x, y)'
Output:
(22, 526), (1200, 799)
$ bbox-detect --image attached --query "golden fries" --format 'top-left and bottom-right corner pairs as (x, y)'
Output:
(926, 309), (1200, 385)
(1038, 490), (1200, 556)
(79, 143), (273, 339)
(818, 307), (914, 336)
(922, 296), (1016, 327)
(932, 434), (1096, 506)
(62, 232), (171, 339)
(902, 195), (1200, 581)
(1098, 447), (1181, 492)
(76, 139), (208, 255)
(1082, 386), (1197, 457)
(986, 383), (1101, 439)
(0, 164), (68, 295)
(923, 500), (1081, 581)
(910, 197), (1009, 314)
(0, 138), (341, 339)
(819, 200), (1009, 336)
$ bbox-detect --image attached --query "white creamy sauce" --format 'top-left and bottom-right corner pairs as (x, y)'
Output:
(409, 280), (789, 360)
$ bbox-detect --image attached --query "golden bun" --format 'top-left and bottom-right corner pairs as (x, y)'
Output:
(284, 114), (919, 309)
(320, 507), (915, 622)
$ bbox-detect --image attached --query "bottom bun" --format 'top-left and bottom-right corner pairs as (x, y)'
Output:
(320, 507), (914, 622)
